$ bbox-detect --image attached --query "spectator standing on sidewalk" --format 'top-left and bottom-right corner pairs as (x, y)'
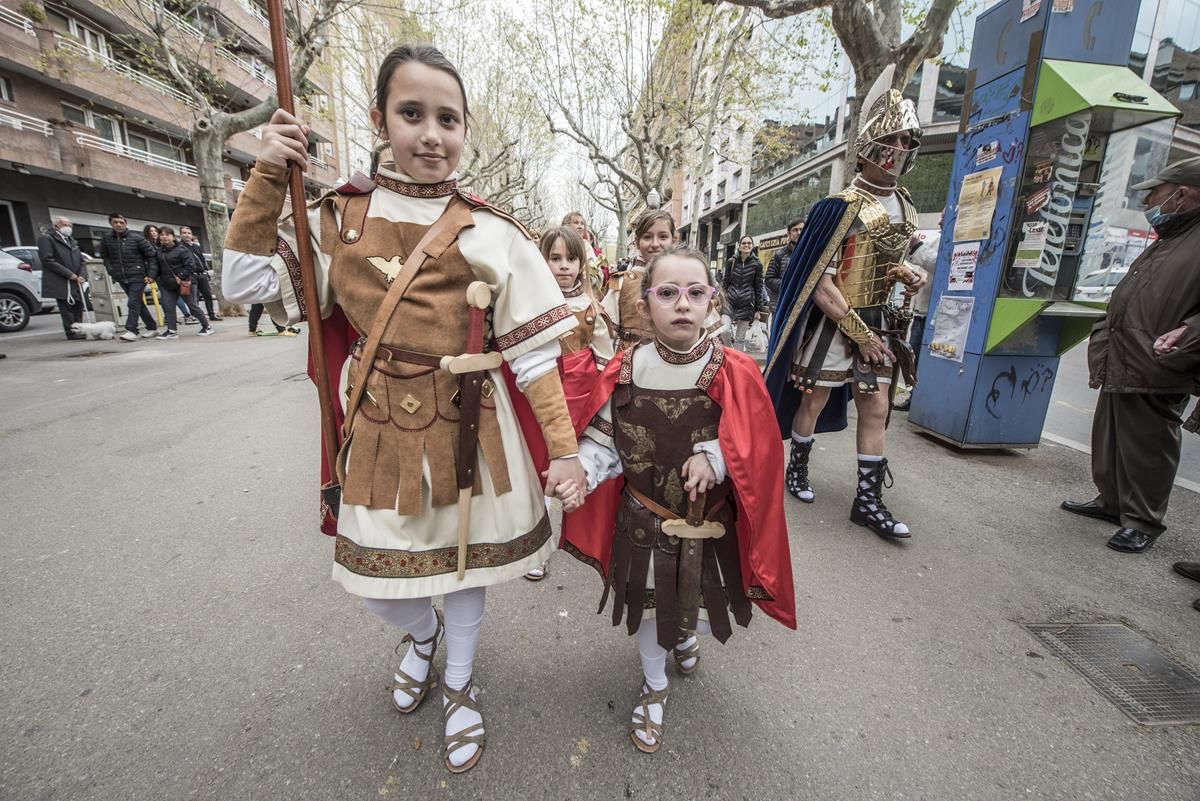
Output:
(37, 216), (88, 340)
(180, 226), (221, 321)
(149, 226), (210, 339)
(101, 214), (159, 342)
(765, 217), (803, 316)
(722, 235), (766, 350)
(1062, 156), (1200, 553)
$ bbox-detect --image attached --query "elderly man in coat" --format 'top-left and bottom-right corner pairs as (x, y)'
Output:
(37, 216), (88, 339)
(1062, 157), (1200, 554)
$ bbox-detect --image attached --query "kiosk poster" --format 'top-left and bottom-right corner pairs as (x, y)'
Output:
(929, 296), (974, 363)
(952, 167), (1003, 242)
(1013, 221), (1047, 273)
(949, 242), (979, 290)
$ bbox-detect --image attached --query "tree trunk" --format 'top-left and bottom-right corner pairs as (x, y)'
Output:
(192, 116), (243, 316)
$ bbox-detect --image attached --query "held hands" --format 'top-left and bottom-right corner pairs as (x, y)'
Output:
(1154, 325), (1188, 354)
(259, 108), (310, 170)
(681, 453), (716, 502)
(543, 457), (587, 513)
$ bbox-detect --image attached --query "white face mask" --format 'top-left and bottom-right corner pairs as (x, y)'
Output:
(59, 226), (73, 238)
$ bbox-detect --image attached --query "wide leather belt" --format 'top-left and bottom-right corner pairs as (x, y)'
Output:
(352, 340), (445, 368)
(625, 484), (728, 530)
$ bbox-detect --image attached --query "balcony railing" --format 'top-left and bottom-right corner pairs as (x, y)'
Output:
(76, 132), (198, 177)
(310, 153), (328, 169)
(56, 35), (198, 109)
(0, 3), (35, 35)
(238, 0), (268, 27)
(216, 45), (276, 88)
(138, 0), (203, 42)
(229, 177), (246, 190)
(0, 107), (52, 136)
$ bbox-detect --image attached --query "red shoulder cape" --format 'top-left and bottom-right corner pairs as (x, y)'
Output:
(308, 306), (358, 536)
(560, 343), (797, 630)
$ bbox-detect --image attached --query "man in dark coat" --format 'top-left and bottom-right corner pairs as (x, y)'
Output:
(1062, 157), (1200, 554)
(765, 217), (804, 313)
(180, 226), (220, 321)
(37, 216), (88, 339)
(100, 212), (159, 341)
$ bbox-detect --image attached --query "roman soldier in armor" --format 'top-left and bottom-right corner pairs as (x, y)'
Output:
(764, 66), (927, 540)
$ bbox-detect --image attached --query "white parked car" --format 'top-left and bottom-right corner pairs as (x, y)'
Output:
(2, 245), (58, 312)
(0, 250), (44, 332)
(1073, 268), (1129, 303)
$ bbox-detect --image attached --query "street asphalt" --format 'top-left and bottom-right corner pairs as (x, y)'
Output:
(1, 312), (1198, 801)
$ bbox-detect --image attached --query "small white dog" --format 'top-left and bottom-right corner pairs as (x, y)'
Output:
(71, 321), (117, 340)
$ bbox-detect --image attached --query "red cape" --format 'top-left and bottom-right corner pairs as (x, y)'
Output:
(560, 343), (797, 630)
(307, 306), (358, 536)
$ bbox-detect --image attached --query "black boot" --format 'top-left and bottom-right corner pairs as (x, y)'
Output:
(850, 457), (910, 539)
(786, 438), (815, 502)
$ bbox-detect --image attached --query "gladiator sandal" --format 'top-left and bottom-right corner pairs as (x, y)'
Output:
(390, 608), (444, 714)
(673, 631), (701, 676)
(442, 679), (486, 774)
(850, 457), (911, 539)
(786, 438), (815, 503)
(629, 682), (671, 754)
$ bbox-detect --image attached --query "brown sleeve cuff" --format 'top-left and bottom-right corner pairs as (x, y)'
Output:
(225, 159), (291, 256)
(523, 369), (578, 459)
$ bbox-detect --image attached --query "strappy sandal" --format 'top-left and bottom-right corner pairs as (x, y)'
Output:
(390, 608), (443, 714)
(628, 682), (670, 754)
(442, 679), (486, 774)
(673, 632), (701, 676)
(524, 563), (548, 582)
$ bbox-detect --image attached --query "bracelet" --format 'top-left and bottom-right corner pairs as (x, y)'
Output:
(836, 310), (874, 345)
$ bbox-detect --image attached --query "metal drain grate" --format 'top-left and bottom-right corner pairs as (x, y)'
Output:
(1025, 623), (1200, 725)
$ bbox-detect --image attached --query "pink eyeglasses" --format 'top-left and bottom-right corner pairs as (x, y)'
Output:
(644, 283), (718, 306)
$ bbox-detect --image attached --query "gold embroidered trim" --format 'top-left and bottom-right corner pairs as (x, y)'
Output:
(589, 415), (615, 437)
(562, 283), (585, 298)
(618, 347), (635, 384)
(374, 174), (458, 198)
(493, 304), (573, 352)
(276, 238), (307, 322)
(763, 199), (861, 376)
(746, 585), (772, 600)
(333, 514), (552, 579)
(654, 336), (711, 365)
(697, 341), (725, 390)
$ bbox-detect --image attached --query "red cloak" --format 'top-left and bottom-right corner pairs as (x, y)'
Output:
(560, 343), (797, 630)
(308, 305), (358, 536)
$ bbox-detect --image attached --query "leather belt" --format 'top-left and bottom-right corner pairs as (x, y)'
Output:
(625, 484), (728, 525)
(353, 340), (445, 368)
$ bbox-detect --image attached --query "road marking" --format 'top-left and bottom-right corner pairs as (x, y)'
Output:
(1042, 432), (1200, 494)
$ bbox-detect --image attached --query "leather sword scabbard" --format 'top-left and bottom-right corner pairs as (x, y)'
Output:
(456, 372), (484, 491)
(676, 492), (707, 632)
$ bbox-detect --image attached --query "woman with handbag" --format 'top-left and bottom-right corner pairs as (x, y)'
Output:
(149, 226), (211, 339)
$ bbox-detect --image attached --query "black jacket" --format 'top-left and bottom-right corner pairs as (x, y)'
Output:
(100, 230), (156, 283)
(36, 230), (86, 300)
(721, 254), (766, 322)
(151, 243), (204, 288)
(765, 244), (793, 311)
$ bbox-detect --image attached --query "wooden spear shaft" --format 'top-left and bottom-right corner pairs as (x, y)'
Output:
(264, 0), (340, 481)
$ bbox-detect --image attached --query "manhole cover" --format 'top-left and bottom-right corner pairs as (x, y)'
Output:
(1025, 623), (1200, 725)
(65, 351), (118, 358)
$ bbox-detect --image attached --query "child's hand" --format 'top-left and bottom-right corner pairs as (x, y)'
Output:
(555, 479), (584, 512)
(260, 108), (310, 169)
(681, 453), (716, 502)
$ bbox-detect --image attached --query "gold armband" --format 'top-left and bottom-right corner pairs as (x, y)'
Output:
(836, 310), (874, 345)
(523, 370), (578, 460)
(225, 159), (291, 256)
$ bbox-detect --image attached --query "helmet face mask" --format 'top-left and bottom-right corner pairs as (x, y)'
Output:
(854, 87), (922, 177)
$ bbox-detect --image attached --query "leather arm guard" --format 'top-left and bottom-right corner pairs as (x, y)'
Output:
(836, 309), (875, 345)
(225, 159), (290, 256)
(523, 369), (579, 459)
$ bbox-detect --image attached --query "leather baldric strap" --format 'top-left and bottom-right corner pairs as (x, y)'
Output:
(625, 484), (728, 524)
(339, 198), (476, 464)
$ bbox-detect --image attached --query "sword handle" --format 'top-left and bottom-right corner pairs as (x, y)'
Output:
(686, 493), (706, 527)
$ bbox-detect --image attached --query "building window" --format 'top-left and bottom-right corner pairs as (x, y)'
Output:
(733, 169), (743, 193)
(61, 102), (88, 126)
(61, 102), (121, 144)
(0, 75), (12, 103)
(66, 17), (110, 60)
(717, 180), (727, 203)
(703, 189), (712, 209)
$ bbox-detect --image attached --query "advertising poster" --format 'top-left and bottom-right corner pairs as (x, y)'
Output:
(929, 296), (975, 363)
(953, 166), (1003, 242)
(949, 242), (979, 290)
(1021, 0), (1042, 21)
(975, 141), (999, 166)
(1013, 221), (1047, 273)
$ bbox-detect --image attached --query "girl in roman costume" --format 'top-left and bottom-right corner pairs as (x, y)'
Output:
(521, 225), (615, 581)
(221, 44), (585, 774)
(555, 246), (796, 753)
(562, 210), (610, 295)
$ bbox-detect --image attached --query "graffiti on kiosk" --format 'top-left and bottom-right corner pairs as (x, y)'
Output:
(1025, 113), (1091, 297)
(984, 363), (1056, 419)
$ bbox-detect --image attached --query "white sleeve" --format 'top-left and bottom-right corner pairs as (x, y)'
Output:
(692, 439), (727, 484)
(221, 249), (281, 304)
(579, 435), (623, 492)
(509, 339), (562, 391)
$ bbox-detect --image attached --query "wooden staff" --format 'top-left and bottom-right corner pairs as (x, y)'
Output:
(265, 0), (340, 485)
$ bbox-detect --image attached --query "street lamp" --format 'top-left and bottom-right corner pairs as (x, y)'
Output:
(646, 187), (661, 209)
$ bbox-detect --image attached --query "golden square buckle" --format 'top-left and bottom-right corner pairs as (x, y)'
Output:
(399, 394), (422, 414)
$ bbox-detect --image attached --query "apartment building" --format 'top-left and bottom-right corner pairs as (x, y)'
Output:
(0, 0), (343, 256)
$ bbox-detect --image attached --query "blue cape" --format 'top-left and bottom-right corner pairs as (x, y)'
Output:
(763, 195), (859, 438)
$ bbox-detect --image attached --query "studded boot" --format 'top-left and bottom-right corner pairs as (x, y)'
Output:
(850, 457), (910, 539)
(786, 438), (815, 503)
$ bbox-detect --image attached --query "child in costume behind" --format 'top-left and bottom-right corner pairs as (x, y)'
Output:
(556, 246), (796, 754)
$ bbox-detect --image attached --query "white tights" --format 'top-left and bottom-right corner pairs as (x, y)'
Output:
(633, 620), (711, 748)
(362, 587), (486, 769)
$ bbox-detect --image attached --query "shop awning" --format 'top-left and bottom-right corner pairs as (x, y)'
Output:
(1032, 60), (1180, 131)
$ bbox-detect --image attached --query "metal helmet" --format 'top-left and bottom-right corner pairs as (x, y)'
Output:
(854, 65), (922, 177)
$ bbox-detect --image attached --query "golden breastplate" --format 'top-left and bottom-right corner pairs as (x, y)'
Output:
(834, 185), (917, 309)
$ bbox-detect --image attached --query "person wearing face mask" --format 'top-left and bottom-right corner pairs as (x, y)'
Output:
(36, 216), (89, 339)
(1060, 157), (1200, 556)
(764, 66), (927, 540)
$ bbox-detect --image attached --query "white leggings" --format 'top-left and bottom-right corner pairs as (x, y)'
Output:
(637, 618), (712, 690)
(362, 587), (486, 691)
